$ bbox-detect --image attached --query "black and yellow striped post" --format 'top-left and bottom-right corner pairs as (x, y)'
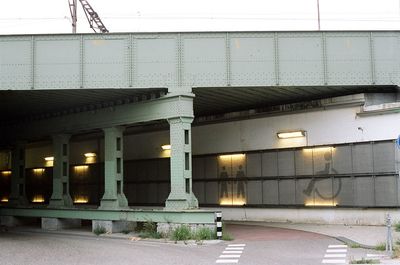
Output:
(216, 211), (222, 240)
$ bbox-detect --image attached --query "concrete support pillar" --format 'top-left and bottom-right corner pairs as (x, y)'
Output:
(8, 143), (28, 206)
(49, 134), (73, 207)
(165, 117), (198, 210)
(99, 127), (128, 210)
(92, 220), (136, 233)
(41, 218), (81, 231)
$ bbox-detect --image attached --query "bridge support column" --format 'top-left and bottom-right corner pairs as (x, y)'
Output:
(165, 117), (198, 210)
(8, 142), (28, 206)
(49, 134), (73, 207)
(99, 127), (128, 210)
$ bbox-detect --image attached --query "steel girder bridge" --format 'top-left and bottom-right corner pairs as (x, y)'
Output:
(0, 31), (399, 229)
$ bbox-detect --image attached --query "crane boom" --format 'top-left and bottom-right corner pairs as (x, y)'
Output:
(68, 0), (109, 34)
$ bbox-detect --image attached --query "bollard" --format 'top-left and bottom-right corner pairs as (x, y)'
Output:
(386, 213), (393, 253)
(216, 211), (222, 240)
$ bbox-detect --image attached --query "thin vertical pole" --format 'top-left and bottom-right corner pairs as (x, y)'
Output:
(72, 0), (77, 34)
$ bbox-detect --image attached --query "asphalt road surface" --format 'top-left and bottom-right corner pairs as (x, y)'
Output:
(0, 224), (362, 265)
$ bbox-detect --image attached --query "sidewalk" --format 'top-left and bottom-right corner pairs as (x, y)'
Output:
(228, 221), (400, 248)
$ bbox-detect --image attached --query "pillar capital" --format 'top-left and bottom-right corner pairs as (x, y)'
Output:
(102, 126), (125, 134)
(167, 117), (193, 125)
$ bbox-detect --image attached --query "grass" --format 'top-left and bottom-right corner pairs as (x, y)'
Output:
(93, 225), (107, 236)
(394, 222), (400, 232)
(349, 243), (362, 248)
(121, 229), (131, 234)
(374, 242), (386, 251)
(194, 227), (217, 241)
(350, 258), (380, 264)
(137, 221), (162, 239)
(171, 225), (192, 241)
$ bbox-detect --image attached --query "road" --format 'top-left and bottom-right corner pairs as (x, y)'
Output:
(0, 224), (377, 265)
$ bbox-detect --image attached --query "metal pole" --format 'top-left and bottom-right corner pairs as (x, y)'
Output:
(386, 213), (393, 253)
(317, 0), (321, 31)
(216, 212), (222, 240)
(72, 0), (77, 34)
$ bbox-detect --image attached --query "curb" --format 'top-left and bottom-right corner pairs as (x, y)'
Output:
(334, 236), (376, 249)
(5, 228), (222, 246)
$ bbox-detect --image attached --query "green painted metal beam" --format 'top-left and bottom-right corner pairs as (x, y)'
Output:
(0, 207), (216, 224)
(4, 93), (194, 142)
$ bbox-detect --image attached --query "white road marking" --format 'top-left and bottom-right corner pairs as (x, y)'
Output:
(228, 244), (246, 247)
(326, 249), (347, 253)
(322, 259), (346, 264)
(225, 247), (244, 250)
(216, 243), (245, 264)
(219, 255), (241, 258)
(222, 251), (243, 254)
(328, 245), (347, 248)
(216, 259), (239, 263)
(324, 254), (346, 258)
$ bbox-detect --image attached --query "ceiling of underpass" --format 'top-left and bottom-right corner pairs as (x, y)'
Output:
(0, 86), (397, 126)
(192, 86), (397, 116)
(0, 88), (167, 124)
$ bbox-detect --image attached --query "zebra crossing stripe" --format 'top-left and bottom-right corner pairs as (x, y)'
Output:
(225, 247), (244, 250)
(328, 245), (347, 248)
(322, 259), (345, 264)
(219, 255), (241, 258)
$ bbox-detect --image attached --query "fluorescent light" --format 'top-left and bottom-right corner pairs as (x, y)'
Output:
(161, 145), (171, 150)
(219, 154), (245, 159)
(44, 156), (54, 161)
(32, 195), (45, 203)
(277, 131), (305, 139)
(0, 197), (8, 203)
(220, 198), (246, 206)
(33, 168), (45, 174)
(74, 196), (89, 204)
(84, 153), (96, 158)
(1, 171), (11, 176)
(303, 146), (335, 152)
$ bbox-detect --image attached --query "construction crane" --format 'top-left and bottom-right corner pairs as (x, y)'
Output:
(68, 0), (109, 33)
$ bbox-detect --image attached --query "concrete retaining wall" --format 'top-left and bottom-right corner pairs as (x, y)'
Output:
(204, 207), (400, 226)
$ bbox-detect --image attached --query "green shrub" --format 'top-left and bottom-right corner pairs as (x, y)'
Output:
(349, 243), (362, 248)
(93, 226), (107, 236)
(121, 229), (131, 234)
(375, 242), (386, 251)
(350, 258), (379, 264)
(137, 221), (162, 239)
(194, 227), (217, 241)
(395, 222), (400, 232)
(171, 225), (192, 241)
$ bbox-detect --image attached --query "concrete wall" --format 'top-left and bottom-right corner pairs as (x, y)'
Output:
(1, 104), (400, 167)
(204, 207), (400, 226)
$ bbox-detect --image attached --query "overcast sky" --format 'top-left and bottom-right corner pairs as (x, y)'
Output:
(0, 0), (399, 34)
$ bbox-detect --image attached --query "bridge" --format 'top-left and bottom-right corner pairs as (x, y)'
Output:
(0, 31), (399, 231)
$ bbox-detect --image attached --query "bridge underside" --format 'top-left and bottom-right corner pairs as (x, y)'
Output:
(1, 30), (400, 229)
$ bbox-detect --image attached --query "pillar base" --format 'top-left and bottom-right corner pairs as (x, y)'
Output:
(165, 193), (199, 210)
(0, 216), (33, 227)
(41, 218), (81, 231)
(7, 196), (28, 207)
(157, 222), (216, 236)
(99, 194), (128, 210)
(48, 195), (73, 208)
(92, 220), (136, 234)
